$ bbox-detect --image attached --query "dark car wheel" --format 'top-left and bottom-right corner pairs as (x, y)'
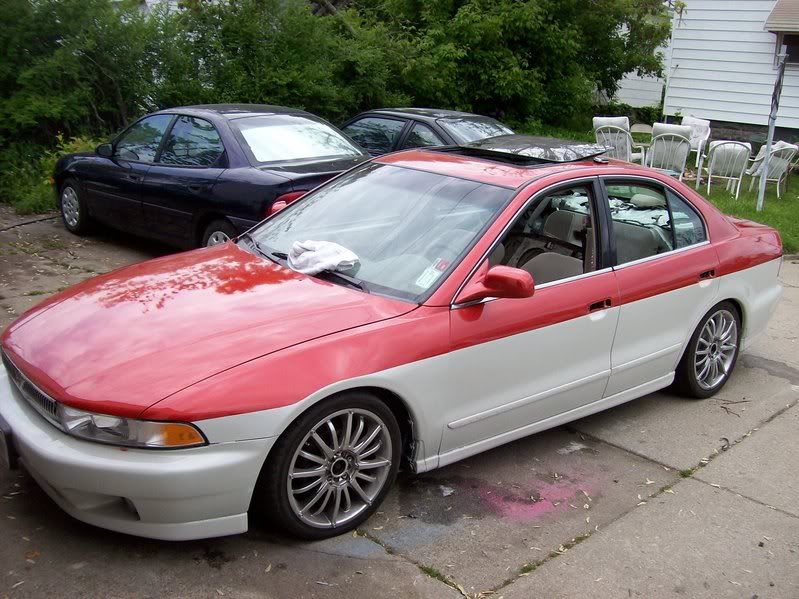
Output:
(674, 301), (741, 399)
(201, 219), (238, 247)
(59, 179), (92, 234)
(253, 391), (401, 540)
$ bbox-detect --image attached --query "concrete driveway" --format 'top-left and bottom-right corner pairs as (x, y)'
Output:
(1, 206), (798, 598)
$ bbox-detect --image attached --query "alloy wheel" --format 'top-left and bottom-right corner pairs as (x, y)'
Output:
(61, 187), (80, 228)
(287, 408), (393, 529)
(206, 231), (230, 246)
(694, 308), (738, 390)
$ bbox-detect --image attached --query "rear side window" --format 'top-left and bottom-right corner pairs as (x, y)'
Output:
(160, 116), (224, 166)
(603, 181), (706, 265)
(342, 117), (405, 154)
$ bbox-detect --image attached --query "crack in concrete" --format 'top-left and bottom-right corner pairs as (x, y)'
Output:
(691, 477), (799, 521)
(0, 214), (58, 232)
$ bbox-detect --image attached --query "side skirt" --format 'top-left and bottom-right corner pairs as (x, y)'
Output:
(414, 372), (674, 473)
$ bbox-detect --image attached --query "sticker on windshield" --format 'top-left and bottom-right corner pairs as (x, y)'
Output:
(415, 258), (450, 289)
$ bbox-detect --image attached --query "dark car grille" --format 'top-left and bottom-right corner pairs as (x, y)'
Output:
(2, 351), (62, 429)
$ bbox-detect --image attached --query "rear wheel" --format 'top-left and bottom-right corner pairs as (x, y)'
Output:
(674, 301), (741, 399)
(253, 392), (400, 539)
(201, 219), (237, 247)
(59, 179), (92, 234)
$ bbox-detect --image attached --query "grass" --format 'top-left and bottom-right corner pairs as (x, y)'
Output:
(679, 469), (694, 478)
(694, 175), (799, 253)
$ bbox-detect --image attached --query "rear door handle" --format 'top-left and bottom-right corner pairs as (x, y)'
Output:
(127, 173), (143, 182)
(186, 184), (205, 193)
(589, 298), (612, 312)
(699, 269), (715, 280)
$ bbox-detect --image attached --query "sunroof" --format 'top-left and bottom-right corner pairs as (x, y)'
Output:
(435, 134), (610, 164)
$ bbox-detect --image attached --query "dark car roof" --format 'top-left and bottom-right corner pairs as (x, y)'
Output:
(156, 104), (313, 120)
(367, 107), (493, 121)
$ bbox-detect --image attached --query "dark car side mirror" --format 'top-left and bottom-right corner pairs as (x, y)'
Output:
(456, 263), (534, 305)
(96, 143), (113, 158)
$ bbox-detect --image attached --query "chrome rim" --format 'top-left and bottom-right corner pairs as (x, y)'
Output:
(695, 309), (738, 390)
(61, 187), (79, 228)
(287, 408), (393, 529)
(206, 231), (230, 246)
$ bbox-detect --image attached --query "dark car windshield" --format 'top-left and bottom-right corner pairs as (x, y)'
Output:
(438, 117), (514, 144)
(232, 114), (364, 163)
(250, 163), (514, 302)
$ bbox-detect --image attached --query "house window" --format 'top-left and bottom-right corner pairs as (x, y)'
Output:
(776, 33), (799, 64)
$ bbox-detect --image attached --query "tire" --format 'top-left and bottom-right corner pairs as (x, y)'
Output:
(201, 219), (238, 247)
(253, 391), (401, 540)
(674, 301), (741, 399)
(59, 178), (92, 235)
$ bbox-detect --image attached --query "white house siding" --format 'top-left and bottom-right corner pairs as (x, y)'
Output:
(613, 73), (665, 107)
(663, 0), (799, 129)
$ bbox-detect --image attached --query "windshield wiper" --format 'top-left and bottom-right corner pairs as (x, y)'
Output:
(316, 270), (370, 293)
(239, 233), (287, 264)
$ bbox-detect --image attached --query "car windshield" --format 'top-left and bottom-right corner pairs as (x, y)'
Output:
(250, 163), (514, 302)
(438, 117), (514, 144)
(233, 114), (363, 163)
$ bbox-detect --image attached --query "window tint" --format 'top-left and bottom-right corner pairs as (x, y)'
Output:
(668, 192), (707, 248)
(342, 117), (405, 154)
(115, 115), (173, 162)
(160, 116), (224, 166)
(493, 185), (597, 285)
(401, 122), (444, 150)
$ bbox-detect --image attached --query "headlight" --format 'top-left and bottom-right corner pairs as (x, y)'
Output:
(57, 405), (206, 449)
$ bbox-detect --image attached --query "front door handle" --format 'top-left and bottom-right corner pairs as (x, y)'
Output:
(127, 173), (143, 182)
(589, 298), (612, 312)
(699, 269), (715, 280)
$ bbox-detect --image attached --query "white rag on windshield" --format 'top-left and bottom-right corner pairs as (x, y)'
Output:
(287, 240), (359, 275)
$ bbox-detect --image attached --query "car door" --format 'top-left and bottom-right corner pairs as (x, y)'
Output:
(398, 121), (447, 150)
(340, 115), (409, 156)
(84, 114), (174, 231)
(601, 177), (719, 397)
(441, 179), (620, 456)
(141, 115), (227, 244)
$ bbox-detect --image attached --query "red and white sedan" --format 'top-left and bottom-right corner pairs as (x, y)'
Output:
(0, 136), (783, 540)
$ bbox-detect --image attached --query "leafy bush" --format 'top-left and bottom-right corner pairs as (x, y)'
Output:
(0, 136), (103, 214)
(594, 102), (664, 127)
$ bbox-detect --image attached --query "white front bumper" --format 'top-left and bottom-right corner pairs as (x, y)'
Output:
(0, 369), (274, 541)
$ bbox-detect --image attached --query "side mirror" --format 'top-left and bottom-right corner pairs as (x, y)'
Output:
(456, 264), (534, 305)
(96, 143), (113, 158)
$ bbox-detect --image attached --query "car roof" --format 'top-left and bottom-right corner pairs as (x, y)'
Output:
(156, 104), (314, 120)
(374, 143), (649, 190)
(367, 107), (493, 121)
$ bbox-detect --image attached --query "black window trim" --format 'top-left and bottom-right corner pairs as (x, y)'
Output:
(111, 113), (177, 165)
(397, 120), (447, 151)
(598, 175), (710, 269)
(153, 113), (229, 169)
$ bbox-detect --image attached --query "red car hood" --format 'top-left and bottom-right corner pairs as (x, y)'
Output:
(2, 243), (415, 418)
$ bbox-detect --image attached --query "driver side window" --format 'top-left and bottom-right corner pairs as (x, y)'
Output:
(492, 185), (598, 285)
(115, 114), (174, 163)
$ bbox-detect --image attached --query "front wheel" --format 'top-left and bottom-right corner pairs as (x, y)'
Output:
(674, 301), (741, 399)
(59, 179), (92, 234)
(253, 392), (401, 539)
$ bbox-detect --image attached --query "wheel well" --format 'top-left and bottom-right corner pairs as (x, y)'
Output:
(726, 298), (744, 333)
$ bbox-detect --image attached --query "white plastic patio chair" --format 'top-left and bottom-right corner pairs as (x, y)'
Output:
(592, 116), (630, 131)
(747, 141), (798, 199)
(646, 123), (692, 181)
(695, 141), (751, 199)
(681, 116), (711, 168)
(594, 125), (644, 163)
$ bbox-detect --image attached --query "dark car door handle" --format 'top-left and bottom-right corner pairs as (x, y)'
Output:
(589, 298), (612, 312)
(699, 269), (715, 280)
(186, 184), (206, 193)
(127, 173), (143, 182)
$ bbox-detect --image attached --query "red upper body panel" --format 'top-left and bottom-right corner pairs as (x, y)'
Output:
(2, 243), (414, 418)
(1, 151), (782, 421)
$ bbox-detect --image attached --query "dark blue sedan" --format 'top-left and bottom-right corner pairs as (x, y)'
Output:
(54, 104), (369, 247)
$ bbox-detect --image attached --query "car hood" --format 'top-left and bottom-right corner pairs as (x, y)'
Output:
(2, 243), (415, 418)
